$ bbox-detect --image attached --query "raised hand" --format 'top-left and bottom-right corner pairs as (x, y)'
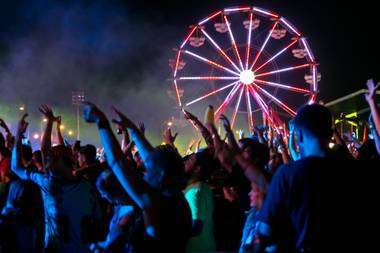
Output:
(56, 116), (62, 125)
(183, 109), (200, 124)
(138, 122), (145, 136)
(252, 126), (264, 136)
(365, 79), (380, 103)
(208, 123), (223, 152)
(208, 123), (234, 168)
(0, 118), (10, 133)
(17, 113), (29, 136)
(220, 114), (232, 132)
(223, 186), (239, 203)
(111, 106), (138, 131)
(82, 102), (107, 124)
(163, 128), (178, 146)
(187, 139), (195, 150)
(39, 105), (57, 122)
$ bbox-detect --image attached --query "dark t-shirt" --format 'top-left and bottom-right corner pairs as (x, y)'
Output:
(259, 156), (378, 252)
(125, 190), (192, 253)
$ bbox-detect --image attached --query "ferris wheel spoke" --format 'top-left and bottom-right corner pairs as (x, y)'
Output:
(247, 85), (273, 124)
(255, 63), (310, 78)
(224, 15), (244, 71)
(173, 50), (182, 78)
(178, 76), (239, 81)
(248, 86), (268, 112)
(245, 12), (253, 70)
(250, 21), (278, 70)
(180, 26), (198, 49)
(249, 86), (276, 125)
(215, 83), (242, 118)
(201, 28), (242, 73)
(312, 64), (318, 92)
(255, 79), (310, 94)
(198, 10), (223, 25)
(253, 83), (296, 116)
(231, 84), (245, 128)
(173, 80), (182, 106)
(185, 80), (239, 106)
(245, 86), (254, 131)
(183, 50), (240, 76)
(253, 39), (299, 73)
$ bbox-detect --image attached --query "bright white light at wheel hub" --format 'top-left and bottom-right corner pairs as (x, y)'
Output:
(240, 70), (255, 85)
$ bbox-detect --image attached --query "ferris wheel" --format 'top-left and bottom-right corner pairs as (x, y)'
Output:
(171, 6), (320, 131)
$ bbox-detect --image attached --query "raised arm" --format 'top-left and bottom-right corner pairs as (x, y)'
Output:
(55, 116), (64, 145)
(369, 114), (380, 155)
(207, 122), (234, 172)
(39, 105), (56, 167)
(11, 114), (29, 179)
(221, 114), (269, 190)
(275, 133), (290, 164)
(163, 128), (178, 149)
(0, 118), (11, 135)
(117, 122), (130, 153)
(111, 109), (154, 163)
(253, 126), (266, 145)
(83, 102), (152, 210)
(220, 114), (240, 153)
(371, 127), (380, 155)
(0, 132), (4, 152)
(183, 110), (214, 148)
(365, 79), (380, 136)
(332, 127), (353, 158)
(0, 118), (14, 149)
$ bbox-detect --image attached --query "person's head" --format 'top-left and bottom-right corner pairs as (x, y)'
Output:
(268, 151), (283, 174)
(238, 138), (270, 169)
(292, 104), (333, 157)
(96, 169), (132, 204)
(249, 181), (266, 210)
(183, 148), (217, 182)
(32, 150), (44, 172)
(78, 144), (97, 167)
(21, 144), (33, 165)
(46, 145), (74, 178)
(144, 145), (186, 193)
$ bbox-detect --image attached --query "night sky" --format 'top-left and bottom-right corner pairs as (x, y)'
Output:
(0, 0), (378, 149)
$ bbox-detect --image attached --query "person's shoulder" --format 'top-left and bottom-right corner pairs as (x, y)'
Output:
(184, 182), (201, 192)
(274, 157), (329, 181)
(29, 170), (49, 182)
(276, 156), (318, 172)
(198, 181), (212, 191)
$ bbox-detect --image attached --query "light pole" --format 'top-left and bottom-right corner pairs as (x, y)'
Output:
(72, 92), (85, 140)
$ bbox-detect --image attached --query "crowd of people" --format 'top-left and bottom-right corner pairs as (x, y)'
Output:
(0, 79), (379, 253)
